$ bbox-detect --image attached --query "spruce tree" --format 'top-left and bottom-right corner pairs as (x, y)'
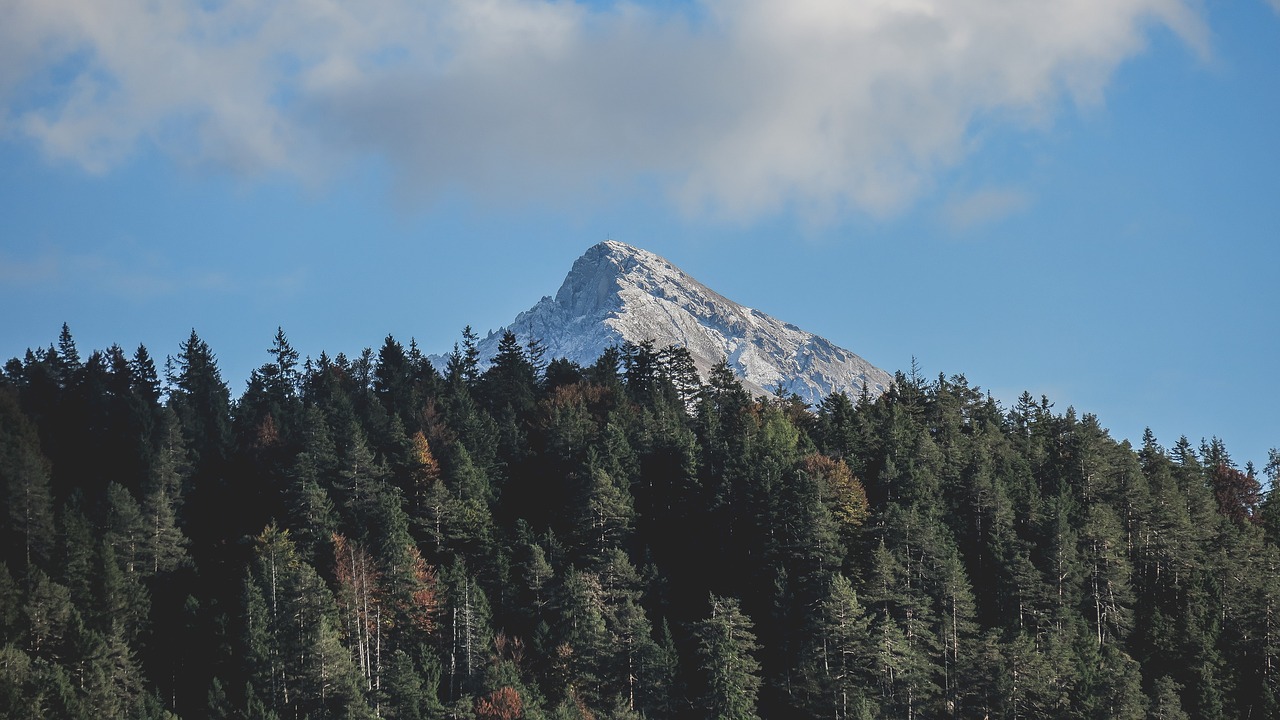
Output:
(695, 595), (762, 720)
(167, 331), (232, 468)
(0, 390), (55, 568)
(243, 524), (371, 719)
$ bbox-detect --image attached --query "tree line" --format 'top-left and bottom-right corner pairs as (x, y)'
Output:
(1, 323), (1278, 719)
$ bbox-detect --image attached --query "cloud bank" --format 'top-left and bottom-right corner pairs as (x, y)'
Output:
(0, 0), (1206, 220)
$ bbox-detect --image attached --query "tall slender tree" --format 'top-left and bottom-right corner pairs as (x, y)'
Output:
(695, 595), (762, 720)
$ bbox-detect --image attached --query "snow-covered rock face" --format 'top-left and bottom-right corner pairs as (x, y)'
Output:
(454, 240), (892, 406)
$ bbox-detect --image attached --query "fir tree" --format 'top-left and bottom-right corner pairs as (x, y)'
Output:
(0, 390), (55, 567)
(695, 595), (762, 720)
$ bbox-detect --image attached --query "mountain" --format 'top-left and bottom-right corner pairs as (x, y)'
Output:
(443, 240), (893, 405)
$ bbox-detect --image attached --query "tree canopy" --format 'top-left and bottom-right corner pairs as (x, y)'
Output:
(0, 324), (1275, 719)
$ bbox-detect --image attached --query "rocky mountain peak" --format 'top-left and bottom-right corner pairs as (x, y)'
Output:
(445, 241), (893, 406)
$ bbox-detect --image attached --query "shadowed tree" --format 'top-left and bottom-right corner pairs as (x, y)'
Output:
(0, 389), (55, 568)
(168, 330), (232, 469)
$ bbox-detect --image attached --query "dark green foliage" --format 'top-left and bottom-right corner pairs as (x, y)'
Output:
(0, 389), (55, 567)
(803, 573), (874, 718)
(695, 595), (762, 720)
(2, 325), (1277, 719)
(438, 558), (493, 701)
(243, 524), (371, 719)
(168, 330), (233, 468)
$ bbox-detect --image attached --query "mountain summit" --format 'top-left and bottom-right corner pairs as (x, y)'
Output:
(460, 240), (892, 405)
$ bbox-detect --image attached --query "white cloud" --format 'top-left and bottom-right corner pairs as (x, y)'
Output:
(0, 0), (1209, 220)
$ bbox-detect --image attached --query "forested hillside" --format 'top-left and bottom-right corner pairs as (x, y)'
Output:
(2, 324), (1278, 719)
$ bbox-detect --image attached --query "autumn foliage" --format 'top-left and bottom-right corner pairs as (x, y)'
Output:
(475, 686), (523, 720)
(1209, 462), (1262, 524)
(801, 453), (869, 530)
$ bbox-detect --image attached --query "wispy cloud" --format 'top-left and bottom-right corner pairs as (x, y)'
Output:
(943, 187), (1032, 231)
(0, 0), (1209, 221)
(0, 245), (305, 301)
(0, 247), (172, 298)
(0, 250), (59, 285)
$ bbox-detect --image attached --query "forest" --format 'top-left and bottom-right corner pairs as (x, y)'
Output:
(1, 323), (1278, 719)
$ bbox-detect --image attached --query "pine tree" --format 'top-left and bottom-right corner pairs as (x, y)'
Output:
(478, 330), (538, 419)
(24, 568), (72, 660)
(101, 484), (152, 641)
(428, 443), (496, 562)
(383, 648), (443, 720)
(1081, 502), (1134, 647)
(810, 573), (874, 719)
(336, 421), (389, 529)
(572, 467), (636, 568)
(0, 643), (35, 718)
(863, 527), (941, 720)
(549, 567), (610, 708)
(140, 442), (190, 576)
(657, 344), (702, 409)
(373, 335), (416, 429)
(0, 390), (55, 568)
(695, 595), (762, 720)
(0, 562), (20, 645)
(936, 544), (979, 716)
(56, 323), (82, 389)
(607, 596), (670, 716)
(167, 330), (232, 468)
(1259, 450), (1280, 544)
(1004, 631), (1071, 718)
(243, 525), (371, 719)
(1083, 643), (1148, 720)
(1149, 675), (1191, 720)
(438, 558), (493, 701)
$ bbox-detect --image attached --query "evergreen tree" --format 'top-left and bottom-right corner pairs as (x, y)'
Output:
(808, 573), (874, 719)
(571, 466), (636, 568)
(373, 335), (417, 430)
(384, 648), (443, 720)
(25, 567), (72, 660)
(478, 330), (539, 419)
(438, 558), (493, 701)
(243, 525), (371, 719)
(101, 483), (151, 641)
(0, 390), (55, 567)
(140, 432), (190, 576)
(7, 328), (1280, 720)
(1081, 502), (1135, 647)
(549, 567), (610, 708)
(1149, 675), (1191, 720)
(167, 330), (232, 468)
(695, 595), (762, 720)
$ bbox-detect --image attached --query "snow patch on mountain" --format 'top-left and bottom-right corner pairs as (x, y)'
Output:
(437, 240), (893, 406)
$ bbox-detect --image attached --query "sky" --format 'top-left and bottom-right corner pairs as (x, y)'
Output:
(1, 0), (1277, 473)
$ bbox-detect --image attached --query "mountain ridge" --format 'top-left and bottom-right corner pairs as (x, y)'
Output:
(437, 240), (893, 405)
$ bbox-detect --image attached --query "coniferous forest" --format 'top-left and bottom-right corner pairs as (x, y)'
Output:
(3, 324), (1280, 720)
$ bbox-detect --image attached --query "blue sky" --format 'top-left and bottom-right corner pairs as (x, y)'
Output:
(1, 0), (1277, 473)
